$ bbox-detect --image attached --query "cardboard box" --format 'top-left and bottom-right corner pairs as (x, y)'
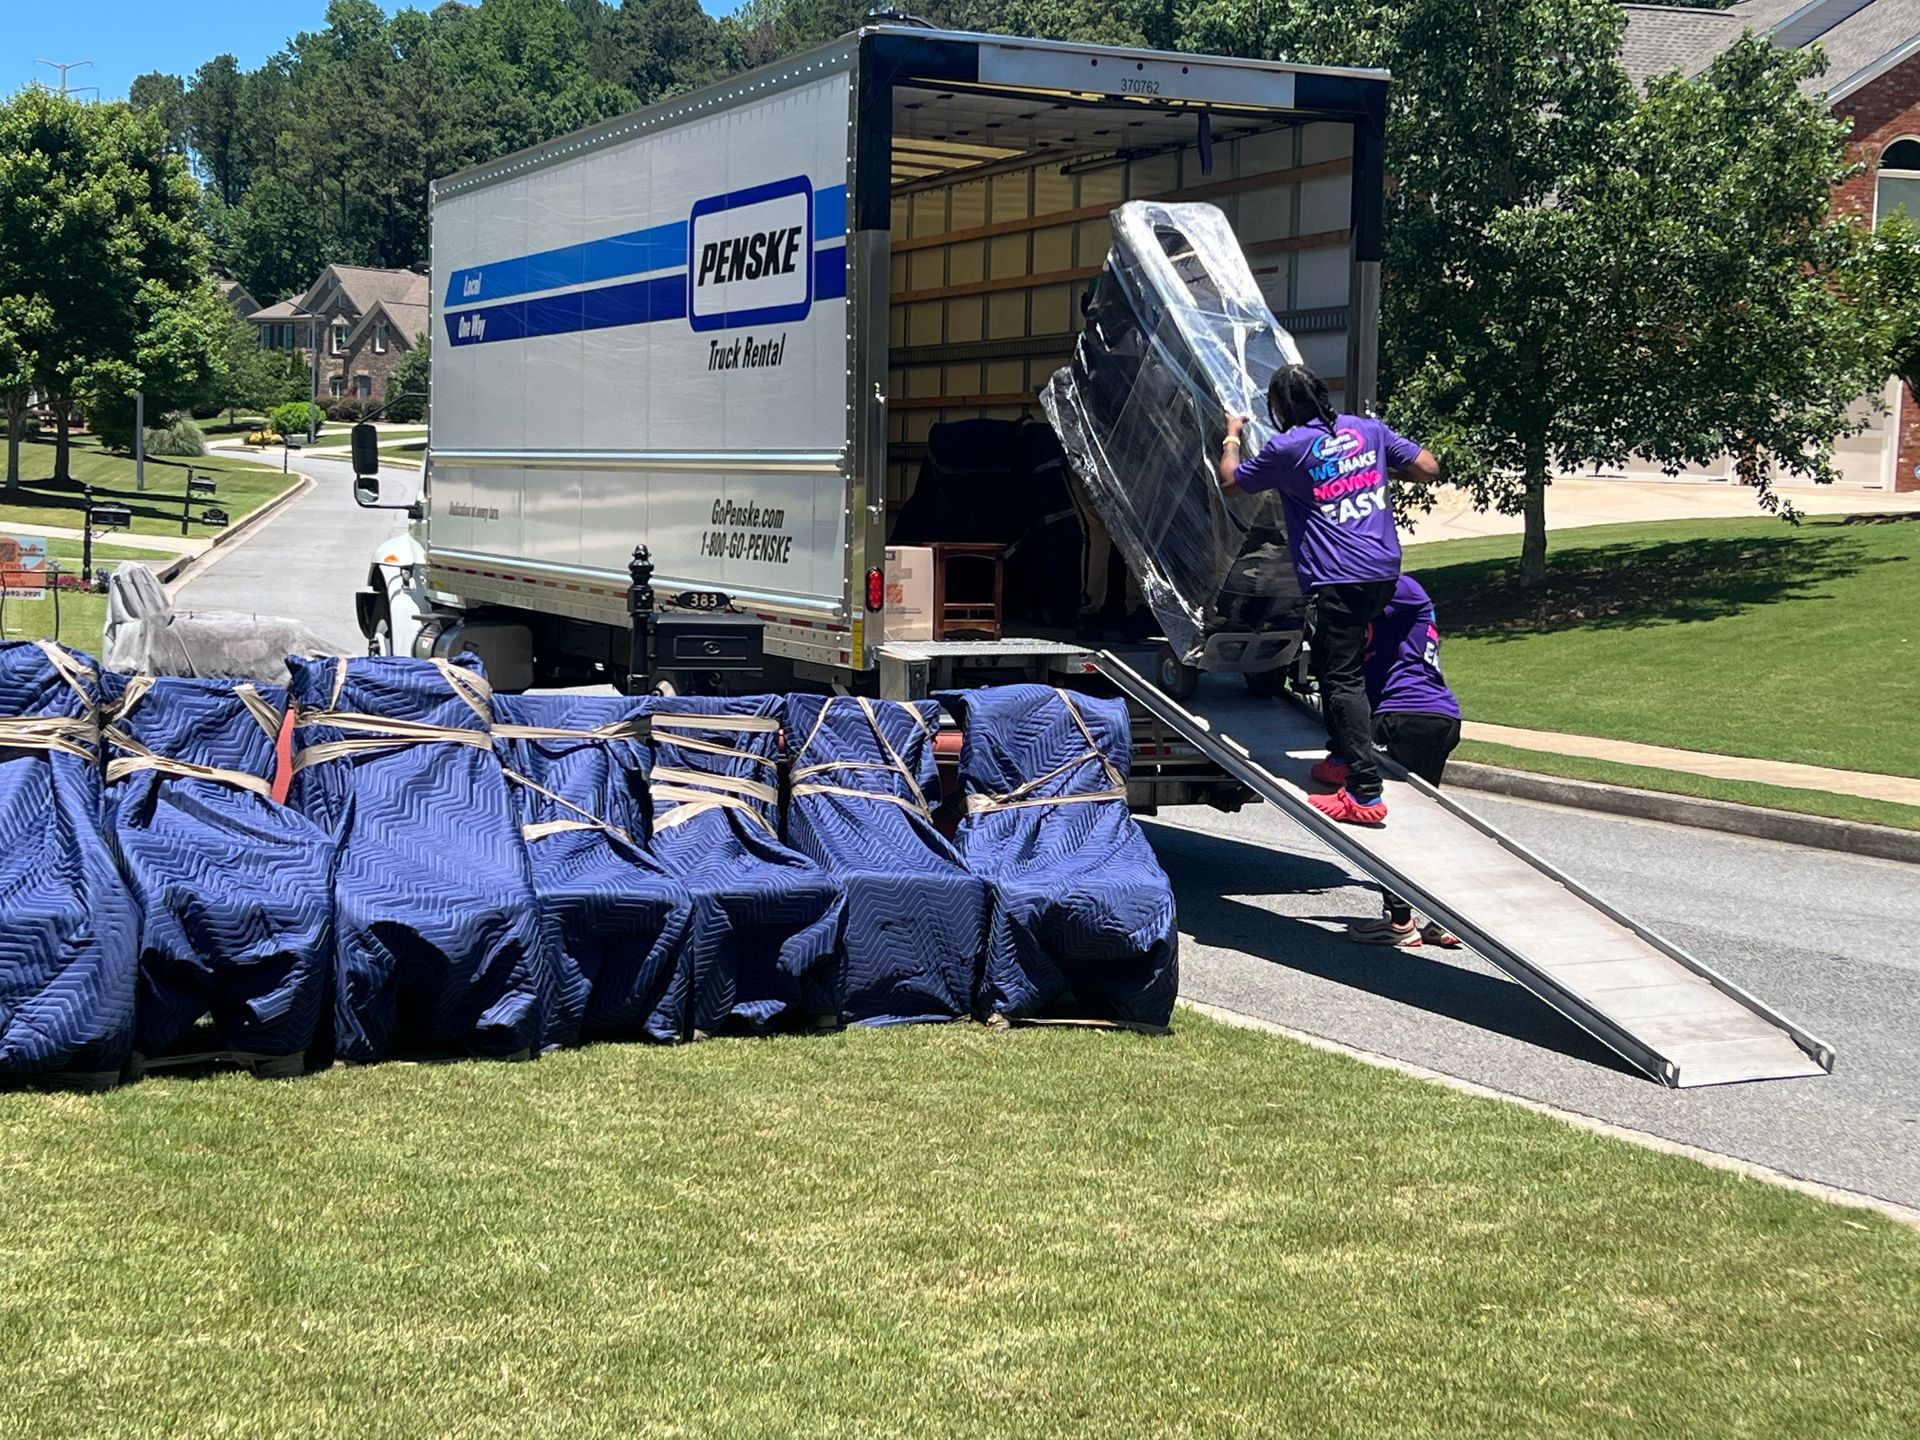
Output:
(882, 545), (935, 642)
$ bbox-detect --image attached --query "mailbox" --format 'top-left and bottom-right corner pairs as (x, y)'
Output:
(91, 503), (132, 531)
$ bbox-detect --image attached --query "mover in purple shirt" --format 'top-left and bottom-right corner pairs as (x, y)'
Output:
(1319, 575), (1464, 947)
(1219, 364), (1439, 826)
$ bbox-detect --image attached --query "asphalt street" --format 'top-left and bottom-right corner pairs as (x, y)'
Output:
(1150, 790), (1920, 1207)
(176, 459), (1920, 1205)
(173, 451), (419, 652)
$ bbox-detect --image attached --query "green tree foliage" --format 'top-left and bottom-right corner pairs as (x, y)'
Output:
(0, 87), (218, 480)
(271, 400), (324, 438)
(1182, 0), (1906, 584)
(386, 336), (431, 424)
(129, 72), (190, 155)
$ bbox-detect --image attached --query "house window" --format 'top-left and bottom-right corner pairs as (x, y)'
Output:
(374, 322), (388, 354)
(258, 327), (273, 351)
(329, 374), (345, 398)
(353, 374), (372, 399)
(1876, 138), (1920, 229)
(331, 322), (349, 354)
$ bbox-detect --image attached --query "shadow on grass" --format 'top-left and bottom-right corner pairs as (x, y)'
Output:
(1146, 820), (1638, 1077)
(1419, 525), (1909, 641)
(4, 472), (225, 529)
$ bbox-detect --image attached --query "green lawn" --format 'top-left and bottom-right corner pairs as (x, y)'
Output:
(1455, 739), (1920, 833)
(0, 539), (156, 646)
(1, 1017), (1915, 1438)
(1, 437), (297, 541)
(1404, 514), (1919, 780)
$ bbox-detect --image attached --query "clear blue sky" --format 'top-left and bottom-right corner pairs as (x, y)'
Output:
(4, 0), (734, 104)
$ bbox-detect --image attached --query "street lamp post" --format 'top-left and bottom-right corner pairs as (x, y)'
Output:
(307, 309), (321, 443)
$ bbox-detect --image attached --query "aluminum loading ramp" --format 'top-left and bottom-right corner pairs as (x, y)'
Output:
(1097, 654), (1834, 1087)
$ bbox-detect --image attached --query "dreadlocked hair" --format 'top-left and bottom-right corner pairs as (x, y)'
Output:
(1267, 363), (1337, 433)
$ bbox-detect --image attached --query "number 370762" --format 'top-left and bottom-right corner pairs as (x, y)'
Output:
(1119, 77), (1161, 95)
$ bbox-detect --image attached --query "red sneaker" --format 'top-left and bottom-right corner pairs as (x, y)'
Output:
(1309, 757), (1349, 788)
(1309, 789), (1388, 826)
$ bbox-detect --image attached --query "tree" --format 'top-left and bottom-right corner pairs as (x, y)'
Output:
(129, 72), (190, 154)
(0, 295), (52, 489)
(0, 88), (217, 479)
(386, 336), (431, 423)
(1184, 0), (1906, 585)
(186, 55), (249, 205)
(204, 309), (286, 425)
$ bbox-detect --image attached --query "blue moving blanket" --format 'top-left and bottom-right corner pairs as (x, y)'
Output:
(288, 655), (552, 1062)
(644, 696), (844, 1036)
(785, 695), (985, 1025)
(937, 685), (1178, 1027)
(103, 675), (332, 1068)
(0, 641), (137, 1082)
(492, 693), (693, 1048)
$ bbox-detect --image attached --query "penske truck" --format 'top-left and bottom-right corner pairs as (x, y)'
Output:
(354, 22), (1389, 709)
(344, 25), (1838, 1088)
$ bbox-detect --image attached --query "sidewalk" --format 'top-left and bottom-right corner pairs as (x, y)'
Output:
(0, 520), (208, 557)
(1463, 720), (1920, 808)
(1401, 476), (1920, 545)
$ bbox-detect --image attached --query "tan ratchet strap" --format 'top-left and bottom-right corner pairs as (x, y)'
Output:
(0, 641), (98, 761)
(293, 657), (493, 772)
(967, 689), (1127, 815)
(789, 696), (933, 819)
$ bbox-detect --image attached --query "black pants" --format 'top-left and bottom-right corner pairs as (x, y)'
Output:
(1311, 580), (1397, 802)
(1374, 710), (1461, 924)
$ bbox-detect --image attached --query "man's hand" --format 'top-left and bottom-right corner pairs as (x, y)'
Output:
(1224, 411), (1247, 441)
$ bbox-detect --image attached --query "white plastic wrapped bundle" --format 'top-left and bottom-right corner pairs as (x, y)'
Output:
(102, 562), (352, 683)
(1041, 201), (1308, 669)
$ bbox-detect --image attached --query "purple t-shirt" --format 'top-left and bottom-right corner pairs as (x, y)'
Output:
(1365, 576), (1460, 719)
(1232, 413), (1418, 590)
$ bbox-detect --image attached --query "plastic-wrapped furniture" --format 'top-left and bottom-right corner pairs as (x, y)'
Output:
(643, 696), (844, 1037)
(287, 655), (552, 1063)
(103, 560), (351, 684)
(1041, 201), (1307, 685)
(785, 695), (985, 1025)
(102, 674), (331, 1076)
(492, 693), (693, 1048)
(936, 685), (1178, 1028)
(0, 641), (137, 1084)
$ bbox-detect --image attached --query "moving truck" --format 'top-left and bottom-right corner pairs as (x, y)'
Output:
(358, 22), (1388, 726)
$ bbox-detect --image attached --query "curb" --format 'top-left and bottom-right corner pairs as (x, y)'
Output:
(1446, 760), (1920, 867)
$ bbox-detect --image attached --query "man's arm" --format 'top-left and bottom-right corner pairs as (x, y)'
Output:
(1218, 411), (1248, 495)
(1392, 448), (1440, 486)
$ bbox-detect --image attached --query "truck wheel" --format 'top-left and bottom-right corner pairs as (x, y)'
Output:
(1244, 669), (1284, 698)
(1155, 644), (1199, 701)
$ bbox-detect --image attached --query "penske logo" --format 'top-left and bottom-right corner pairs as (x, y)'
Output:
(687, 176), (813, 332)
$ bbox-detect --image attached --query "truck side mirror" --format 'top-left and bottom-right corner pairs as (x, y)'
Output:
(353, 473), (382, 507)
(351, 421), (380, 478)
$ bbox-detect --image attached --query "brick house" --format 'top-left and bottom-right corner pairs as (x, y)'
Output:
(1622, 0), (1920, 492)
(246, 264), (429, 418)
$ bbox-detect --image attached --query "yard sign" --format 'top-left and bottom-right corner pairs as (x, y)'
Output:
(0, 535), (48, 601)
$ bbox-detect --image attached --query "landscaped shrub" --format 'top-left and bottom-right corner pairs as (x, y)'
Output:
(269, 401), (323, 439)
(144, 417), (206, 457)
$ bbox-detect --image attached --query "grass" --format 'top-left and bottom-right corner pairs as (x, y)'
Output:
(1, 1016), (1916, 1438)
(1455, 739), (1920, 833)
(0, 538), (159, 646)
(1, 436), (297, 541)
(1403, 513), (1920, 780)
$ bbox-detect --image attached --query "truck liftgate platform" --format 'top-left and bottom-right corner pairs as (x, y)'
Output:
(1096, 653), (1835, 1088)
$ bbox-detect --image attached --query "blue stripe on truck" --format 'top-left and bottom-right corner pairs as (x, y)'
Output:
(444, 183), (848, 308)
(444, 243), (847, 346)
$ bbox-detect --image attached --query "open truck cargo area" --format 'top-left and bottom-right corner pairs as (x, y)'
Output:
(393, 24), (1388, 698)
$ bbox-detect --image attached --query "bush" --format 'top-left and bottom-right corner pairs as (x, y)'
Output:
(143, 416), (206, 457)
(269, 401), (323, 439)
